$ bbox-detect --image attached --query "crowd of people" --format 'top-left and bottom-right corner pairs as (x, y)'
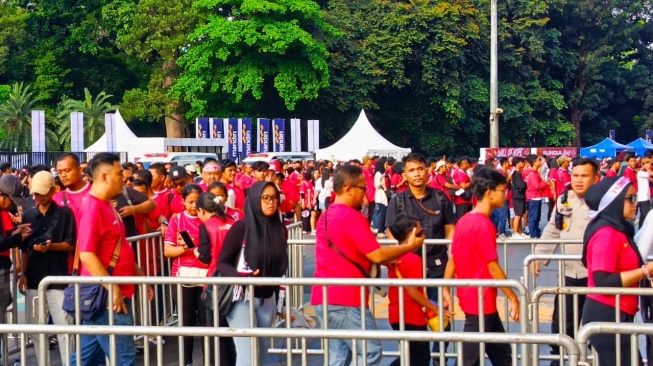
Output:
(0, 150), (650, 365)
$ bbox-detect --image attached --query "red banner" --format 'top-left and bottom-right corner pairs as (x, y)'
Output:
(536, 147), (578, 158)
(484, 148), (531, 159)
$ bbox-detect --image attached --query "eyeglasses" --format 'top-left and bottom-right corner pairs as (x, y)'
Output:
(625, 195), (637, 205)
(171, 179), (187, 188)
(349, 185), (367, 193)
(493, 188), (507, 194)
(261, 195), (279, 203)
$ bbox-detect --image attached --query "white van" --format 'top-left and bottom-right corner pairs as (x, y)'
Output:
(135, 152), (219, 169)
(242, 152), (314, 164)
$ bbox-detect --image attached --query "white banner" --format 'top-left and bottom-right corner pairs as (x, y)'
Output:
(290, 118), (301, 151)
(307, 120), (320, 152)
(70, 112), (84, 152)
(105, 113), (116, 152)
(31, 110), (46, 153)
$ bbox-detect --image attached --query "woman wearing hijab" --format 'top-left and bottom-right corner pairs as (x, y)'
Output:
(217, 181), (288, 366)
(582, 176), (652, 366)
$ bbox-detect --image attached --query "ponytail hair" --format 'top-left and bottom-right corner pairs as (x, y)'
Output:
(196, 192), (227, 219)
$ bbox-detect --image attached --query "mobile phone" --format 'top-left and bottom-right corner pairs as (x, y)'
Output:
(179, 230), (195, 248)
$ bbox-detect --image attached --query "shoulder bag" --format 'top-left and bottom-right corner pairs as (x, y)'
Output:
(201, 243), (247, 316)
(62, 210), (122, 321)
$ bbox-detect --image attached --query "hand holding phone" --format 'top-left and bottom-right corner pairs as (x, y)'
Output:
(178, 230), (195, 249)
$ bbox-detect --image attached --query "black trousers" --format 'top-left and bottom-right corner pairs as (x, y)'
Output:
(582, 298), (643, 366)
(458, 312), (512, 366)
(455, 203), (473, 220)
(638, 201), (651, 228)
(206, 309), (237, 366)
(389, 323), (431, 366)
(550, 276), (587, 354)
(181, 286), (212, 364)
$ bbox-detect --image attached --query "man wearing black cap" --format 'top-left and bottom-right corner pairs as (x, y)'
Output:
(168, 165), (192, 215)
(0, 174), (33, 326)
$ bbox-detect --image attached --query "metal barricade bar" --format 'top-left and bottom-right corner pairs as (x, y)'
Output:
(577, 322), (653, 366)
(530, 286), (653, 365)
(38, 276), (530, 365)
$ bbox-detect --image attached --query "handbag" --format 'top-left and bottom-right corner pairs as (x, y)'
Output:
(201, 272), (237, 317)
(201, 244), (248, 316)
(62, 210), (122, 321)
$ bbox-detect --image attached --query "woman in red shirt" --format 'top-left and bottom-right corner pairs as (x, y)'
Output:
(582, 177), (651, 366)
(195, 192), (236, 366)
(163, 184), (210, 366)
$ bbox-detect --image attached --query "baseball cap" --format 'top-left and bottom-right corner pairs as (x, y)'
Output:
(436, 161), (446, 170)
(643, 158), (651, 165)
(362, 156), (371, 164)
(556, 156), (570, 165)
(184, 164), (195, 175)
(169, 166), (187, 180)
(30, 171), (55, 195)
(268, 160), (282, 173)
(0, 174), (27, 209)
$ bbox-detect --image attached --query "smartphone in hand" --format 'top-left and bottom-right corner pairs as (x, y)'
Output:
(178, 230), (195, 248)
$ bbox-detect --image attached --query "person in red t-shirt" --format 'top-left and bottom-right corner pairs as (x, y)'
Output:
(452, 157), (473, 220)
(163, 183), (210, 365)
(310, 165), (423, 366)
(581, 177), (650, 366)
(444, 167), (519, 366)
(73, 153), (153, 366)
(622, 154), (638, 193)
(54, 153), (92, 221)
(605, 158), (619, 178)
(387, 214), (446, 366)
(220, 159), (246, 213)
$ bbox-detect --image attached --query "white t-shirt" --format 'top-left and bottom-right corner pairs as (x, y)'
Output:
(636, 170), (650, 202)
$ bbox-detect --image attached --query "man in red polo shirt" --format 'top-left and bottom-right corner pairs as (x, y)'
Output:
(453, 157), (472, 219)
(72, 153), (152, 366)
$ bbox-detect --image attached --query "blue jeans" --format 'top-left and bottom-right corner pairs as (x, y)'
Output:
(372, 203), (387, 234)
(491, 202), (510, 235)
(314, 305), (382, 366)
(70, 299), (135, 366)
(527, 200), (542, 238)
(226, 295), (276, 366)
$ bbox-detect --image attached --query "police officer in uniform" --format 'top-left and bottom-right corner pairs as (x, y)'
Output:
(533, 158), (600, 366)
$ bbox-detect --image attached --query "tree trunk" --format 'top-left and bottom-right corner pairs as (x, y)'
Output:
(162, 59), (184, 138)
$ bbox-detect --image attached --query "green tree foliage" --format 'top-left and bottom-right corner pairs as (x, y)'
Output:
(0, 83), (36, 151)
(56, 88), (117, 150)
(173, 0), (338, 118)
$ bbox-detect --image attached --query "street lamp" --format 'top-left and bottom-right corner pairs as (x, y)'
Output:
(489, 0), (500, 148)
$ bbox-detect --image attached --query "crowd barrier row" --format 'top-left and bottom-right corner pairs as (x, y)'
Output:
(5, 225), (652, 365)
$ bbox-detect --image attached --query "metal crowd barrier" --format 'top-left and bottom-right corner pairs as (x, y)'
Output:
(0, 324), (581, 366)
(577, 322), (653, 366)
(531, 286), (653, 366)
(38, 276), (530, 366)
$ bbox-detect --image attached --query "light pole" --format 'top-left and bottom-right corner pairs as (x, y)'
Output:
(489, 0), (500, 148)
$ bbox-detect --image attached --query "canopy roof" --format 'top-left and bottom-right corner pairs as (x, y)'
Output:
(626, 138), (653, 156)
(85, 109), (137, 152)
(579, 138), (633, 158)
(315, 110), (411, 161)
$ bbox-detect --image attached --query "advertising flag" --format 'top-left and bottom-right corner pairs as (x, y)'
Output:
(31, 110), (46, 153)
(210, 118), (224, 139)
(273, 119), (285, 152)
(227, 118), (239, 161)
(609, 130), (616, 140)
(290, 118), (301, 151)
(307, 120), (320, 151)
(70, 112), (85, 152)
(646, 130), (652, 143)
(240, 118), (252, 161)
(105, 113), (117, 152)
(258, 118), (270, 153)
(196, 118), (209, 138)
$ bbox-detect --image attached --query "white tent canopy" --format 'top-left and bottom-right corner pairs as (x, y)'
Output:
(85, 110), (137, 152)
(315, 110), (411, 161)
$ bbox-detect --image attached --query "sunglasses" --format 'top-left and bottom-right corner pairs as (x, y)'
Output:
(625, 195), (637, 205)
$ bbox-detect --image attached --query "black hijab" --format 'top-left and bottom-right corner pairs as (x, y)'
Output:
(582, 177), (643, 267)
(243, 181), (288, 277)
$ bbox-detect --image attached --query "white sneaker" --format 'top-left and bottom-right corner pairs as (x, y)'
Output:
(515, 233), (529, 240)
(498, 234), (507, 240)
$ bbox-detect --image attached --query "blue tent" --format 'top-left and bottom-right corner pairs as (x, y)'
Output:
(579, 138), (633, 158)
(626, 138), (653, 156)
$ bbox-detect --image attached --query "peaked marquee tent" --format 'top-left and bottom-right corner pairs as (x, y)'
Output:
(315, 110), (411, 161)
(626, 138), (653, 156)
(579, 138), (633, 158)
